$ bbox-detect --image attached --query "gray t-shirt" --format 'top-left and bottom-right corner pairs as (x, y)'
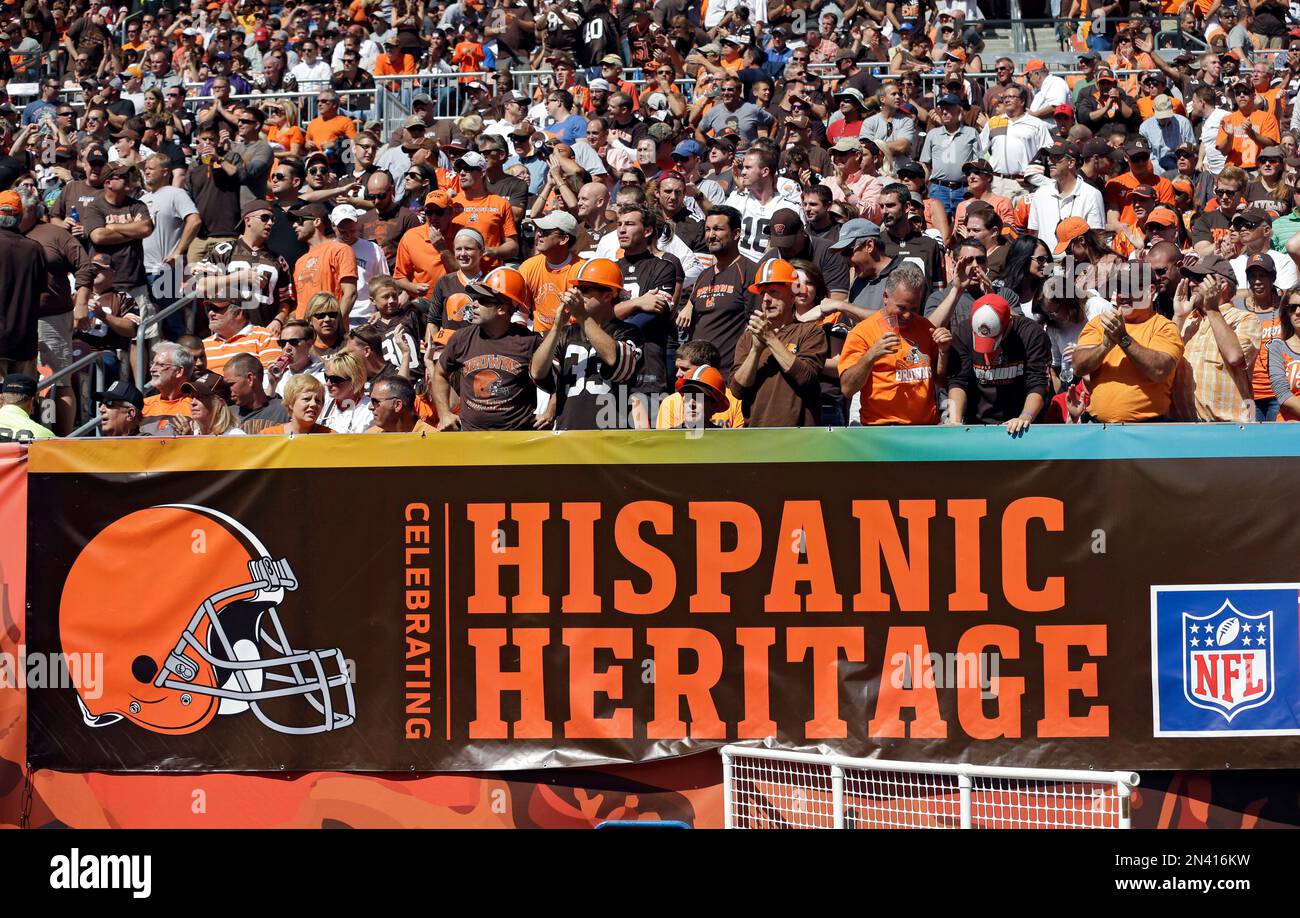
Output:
(859, 113), (916, 164)
(141, 186), (198, 273)
(699, 101), (773, 143)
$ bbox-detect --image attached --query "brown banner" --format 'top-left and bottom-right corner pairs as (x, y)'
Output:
(23, 428), (1300, 773)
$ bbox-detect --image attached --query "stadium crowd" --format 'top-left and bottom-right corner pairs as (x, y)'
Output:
(4, 0), (1300, 439)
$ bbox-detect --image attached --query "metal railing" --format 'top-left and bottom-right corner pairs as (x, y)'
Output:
(722, 744), (1140, 830)
(134, 293), (199, 389)
(37, 350), (109, 435)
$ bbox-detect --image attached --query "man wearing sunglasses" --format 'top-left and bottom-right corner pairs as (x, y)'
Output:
(1192, 166), (1249, 257)
(266, 319), (327, 403)
(289, 201), (358, 322)
(1026, 142), (1105, 256)
(1105, 138), (1175, 235)
(194, 199), (293, 330)
(1217, 79), (1281, 172)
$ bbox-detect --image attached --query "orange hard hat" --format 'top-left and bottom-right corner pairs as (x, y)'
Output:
(572, 258), (624, 291)
(748, 257), (798, 293)
(676, 365), (726, 403)
(467, 266), (530, 311)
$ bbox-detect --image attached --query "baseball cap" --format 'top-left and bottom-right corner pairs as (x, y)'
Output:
(896, 162), (925, 179)
(1078, 50), (1102, 62)
(647, 122), (675, 143)
(1152, 95), (1175, 118)
(831, 137), (862, 153)
(179, 376), (230, 403)
(304, 150), (330, 166)
(600, 53), (623, 65)
(721, 34), (744, 46)
(1, 373), (37, 399)
(587, 78), (611, 92)
(672, 139), (703, 159)
(99, 161), (135, 181)
(403, 114), (427, 129)
(0, 190), (21, 217)
(962, 159), (993, 175)
(1124, 138), (1152, 157)
(533, 210), (577, 235)
(937, 93), (967, 109)
(288, 202), (329, 221)
(1144, 208), (1178, 228)
(676, 365), (726, 404)
(970, 294), (1012, 354)
(466, 80), (490, 94)
(829, 218), (882, 250)
(1246, 253), (1279, 275)
(90, 253), (113, 270)
(1081, 139), (1112, 159)
(1129, 184), (1158, 200)
(240, 198), (273, 218)
(330, 204), (364, 225)
(1172, 179), (1195, 196)
(1054, 216), (1092, 254)
(1048, 142), (1080, 160)
(833, 48), (857, 63)
(423, 190), (452, 209)
(1182, 254), (1236, 282)
(1054, 104), (1075, 117)
(1174, 143), (1198, 159)
(944, 49), (968, 65)
(1025, 59), (1046, 73)
(97, 380), (145, 411)
(411, 93), (433, 106)
(1095, 68), (1116, 83)
(708, 134), (739, 152)
(454, 151), (487, 171)
(86, 145), (108, 165)
(1231, 209), (1268, 228)
(769, 208), (804, 242)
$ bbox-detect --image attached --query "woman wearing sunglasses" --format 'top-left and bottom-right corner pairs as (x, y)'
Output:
(265, 100), (304, 158)
(304, 292), (346, 360)
(318, 351), (374, 433)
(995, 236), (1055, 319)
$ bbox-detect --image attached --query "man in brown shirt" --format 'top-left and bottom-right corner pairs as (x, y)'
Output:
(729, 258), (828, 427)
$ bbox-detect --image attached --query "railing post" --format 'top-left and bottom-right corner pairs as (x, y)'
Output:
(831, 764), (845, 829)
(1117, 778), (1133, 829)
(958, 772), (973, 829)
(721, 749), (734, 829)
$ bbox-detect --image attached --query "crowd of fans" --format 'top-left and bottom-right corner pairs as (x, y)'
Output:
(4, 0), (1300, 440)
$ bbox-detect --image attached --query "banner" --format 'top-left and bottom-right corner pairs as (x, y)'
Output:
(0, 444), (27, 827)
(24, 427), (1300, 773)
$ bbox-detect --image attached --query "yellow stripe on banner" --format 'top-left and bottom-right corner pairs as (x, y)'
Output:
(28, 430), (780, 474)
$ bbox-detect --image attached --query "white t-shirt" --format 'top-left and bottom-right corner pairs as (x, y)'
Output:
(321, 395), (375, 434)
(980, 114), (1054, 177)
(721, 186), (807, 262)
(1030, 74), (1071, 125)
(1200, 108), (1229, 176)
(346, 237), (390, 324)
(1026, 180), (1106, 254)
(290, 60), (333, 92)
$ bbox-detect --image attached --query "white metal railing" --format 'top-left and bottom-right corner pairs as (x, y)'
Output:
(721, 745), (1139, 829)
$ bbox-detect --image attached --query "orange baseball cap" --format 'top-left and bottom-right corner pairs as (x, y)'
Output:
(0, 190), (22, 216)
(423, 190), (452, 209)
(1145, 209), (1178, 228)
(1025, 59), (1046, 73)
(1054, 216), (1091, 253)
(1172, 179), (1194, 196)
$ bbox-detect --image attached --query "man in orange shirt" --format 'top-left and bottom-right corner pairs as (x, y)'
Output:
(1105, 138), (1175, 229)
(202, 300), (284, 375)
(289, 202), (358, 319)
(142, 341), (194, 423)
(304, 91), (357, 151)
(394, 190), (458, 295)
(450, 151), (518, 268)
(1072, 265), (1183, 422)
(374, 30), (417, 90)
(1217, 80), (1281, 172)
(518, 210), (579, 332)
(839, 263), (952, 425)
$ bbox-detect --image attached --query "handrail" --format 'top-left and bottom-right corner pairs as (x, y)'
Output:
(68, 415), (102, 438)
(38, 351), (107, 393)
(133, 293), (200, 389)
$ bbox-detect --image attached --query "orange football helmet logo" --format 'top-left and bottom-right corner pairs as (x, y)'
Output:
(59, 505), (356, 736)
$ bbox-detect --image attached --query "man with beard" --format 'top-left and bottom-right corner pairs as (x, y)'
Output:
(761, 208), (849, 297)
(878, 185), (943, 296)
(193, 200), (294, 330)
(683, 205), (758, 377)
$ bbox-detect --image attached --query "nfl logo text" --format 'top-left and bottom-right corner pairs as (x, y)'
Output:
(1151, 584), (1300, 736)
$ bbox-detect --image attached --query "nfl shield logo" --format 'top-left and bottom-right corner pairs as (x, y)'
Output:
(1182, 600), (1273, 722)
(1151, 584), (1300, 736)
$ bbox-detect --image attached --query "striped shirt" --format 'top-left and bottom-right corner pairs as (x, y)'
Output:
(203, 324), (284, 375)
(1172, 307), (1260, 422)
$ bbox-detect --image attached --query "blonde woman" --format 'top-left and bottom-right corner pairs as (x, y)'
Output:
(318, 351), (374, 433)
(305, 292), (346, 360)
(176, 377), (245, 436)
(266, 100), (305, 157)
(261, 375), (332, 434)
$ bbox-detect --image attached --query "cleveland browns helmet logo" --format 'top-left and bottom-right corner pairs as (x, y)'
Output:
(468, 368), (505, 400)
(59, 505), (356, 736)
